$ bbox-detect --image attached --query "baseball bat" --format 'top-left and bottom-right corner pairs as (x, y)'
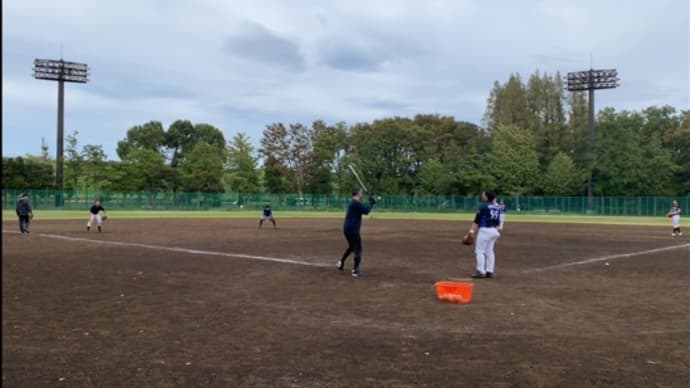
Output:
(348, 165), (368, 193)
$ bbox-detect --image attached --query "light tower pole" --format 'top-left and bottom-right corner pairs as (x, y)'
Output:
(33, 58), (90, 206)
(565, 68), (619, 212)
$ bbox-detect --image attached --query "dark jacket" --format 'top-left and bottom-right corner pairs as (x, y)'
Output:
(343, 199), (372, 233)
(16, 199), (32, 217)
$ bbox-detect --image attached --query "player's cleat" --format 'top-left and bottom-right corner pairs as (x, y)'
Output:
(672, 233), (677, 237)
(471, 271), (486, 279)
(336, 261), (344, 271)
(679, 232), (684, 237)
(486, 272), (494, 278)
(98, 225), (102, 232)
(351, 269), (361, 278)
(86, 226), (90, 232)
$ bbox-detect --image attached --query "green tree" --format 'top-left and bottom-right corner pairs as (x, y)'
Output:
(305, 120), (340, 194)
(638, 131), (677, 195)
(1, 157), (55, 189)
(567, 91), (589, 169)
(349, 117), (417, 194)
(165, 120), (226, 167)
(541, 152), (583, 195)
(490, 124), (539, 197)
(262, 155), (291, 194)
(114, 121), (168, 192)
(180, 142), (225, 192)
(81, 144), (107, 194)
(526, 70), (571, 166)
(484, 73), (530, 131)
(259, 122), (313, 195)
(40, 137), (49, 161)
(64, 130), (84, 192)
(226, 133), (260, 193)
(117, 121), (166, 159)
(642, 106), (688, 194)
(416, 158), (446, 195)
(127, 148), (167, 192)
(593, 108), (644, 195)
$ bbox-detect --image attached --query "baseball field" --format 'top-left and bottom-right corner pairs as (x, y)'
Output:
(2, 213), (689, 387)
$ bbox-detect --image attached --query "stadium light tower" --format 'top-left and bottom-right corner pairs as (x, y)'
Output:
(33, 58), (90, 206)
(565, 68), (619, 211)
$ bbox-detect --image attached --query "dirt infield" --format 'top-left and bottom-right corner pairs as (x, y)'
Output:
(3, 217), (689, 387)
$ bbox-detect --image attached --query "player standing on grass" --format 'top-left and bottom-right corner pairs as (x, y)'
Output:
(87, 199), (106, 232)
(15, 193), (33, 234)
(468, 190), (501, 279)
(259, 204), (277, 229)
(337, 188), (376, 277)
(668, 199), (682, 237)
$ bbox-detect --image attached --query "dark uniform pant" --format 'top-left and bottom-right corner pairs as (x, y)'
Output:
(341, 229), (362, 270)
(18, 215), (30, 233)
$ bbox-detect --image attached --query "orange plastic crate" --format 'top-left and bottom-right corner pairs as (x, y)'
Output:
(434, 281), (473, 304)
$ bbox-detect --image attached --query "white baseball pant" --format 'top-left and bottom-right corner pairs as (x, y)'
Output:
(87, 213), (102, 227)
(475, 227), (500, 274)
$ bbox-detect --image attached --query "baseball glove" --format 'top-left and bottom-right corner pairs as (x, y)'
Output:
(462, 232), (475, 245)
(102, 215), (108, 221)
(29, 212), (34, 221)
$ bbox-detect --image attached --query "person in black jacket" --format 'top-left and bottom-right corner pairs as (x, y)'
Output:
(337, 188), (376, 277)
(15, 193), (33, 234)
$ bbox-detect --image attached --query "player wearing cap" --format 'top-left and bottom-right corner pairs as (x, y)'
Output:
(87, 199), (106, 232)
(259, 205), (277, 229)
(336, 188), (376, 277)
(15, 193), (33, 234)
(468, 190), (501, 279)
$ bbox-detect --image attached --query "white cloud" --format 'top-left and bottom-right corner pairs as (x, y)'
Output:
(2, 0), (688, 160)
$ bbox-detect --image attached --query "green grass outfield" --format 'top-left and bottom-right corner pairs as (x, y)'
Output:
(1, 209), (676, 226)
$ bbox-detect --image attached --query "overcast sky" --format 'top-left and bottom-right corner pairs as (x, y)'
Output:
(3, 0), (688, 160)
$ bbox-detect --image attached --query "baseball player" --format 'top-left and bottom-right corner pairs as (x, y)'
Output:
(468, 190), (501, 279)
(87, 199), (106, 232)
(259, 204), (276, 229)
(337, 188), (376, 277)
(498, 199), (507, 231)
(668, 199), (682, 237)
(15, 193), (33, 234)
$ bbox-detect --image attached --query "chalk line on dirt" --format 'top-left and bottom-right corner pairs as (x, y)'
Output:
(523, 243), (690, 274)
(2, 230), (330, 268)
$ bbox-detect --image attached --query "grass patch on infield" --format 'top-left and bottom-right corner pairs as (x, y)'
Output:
(1, 209), (674, 226)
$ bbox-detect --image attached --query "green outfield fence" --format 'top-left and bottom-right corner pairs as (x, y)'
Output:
(2, 189), (688, 216)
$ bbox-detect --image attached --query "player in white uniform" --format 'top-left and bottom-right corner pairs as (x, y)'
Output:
(468, 190), (501, 279)
(87, 199), (106, 232)
(668, 200), (682, 237)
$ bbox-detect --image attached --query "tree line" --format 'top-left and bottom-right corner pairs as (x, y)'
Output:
(3, 70), (689, 196)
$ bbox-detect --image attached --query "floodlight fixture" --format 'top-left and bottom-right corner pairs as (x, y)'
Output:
(33, 58), (90, 206)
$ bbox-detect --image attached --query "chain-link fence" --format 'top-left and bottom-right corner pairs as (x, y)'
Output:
(2, 189), (688, 216)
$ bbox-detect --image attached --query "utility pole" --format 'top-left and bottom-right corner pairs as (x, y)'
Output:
(565, 68), (619, 212)
(33, 58), (90, 206)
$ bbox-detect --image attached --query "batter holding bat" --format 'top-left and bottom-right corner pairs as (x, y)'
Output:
(337, 187), (376, 277)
